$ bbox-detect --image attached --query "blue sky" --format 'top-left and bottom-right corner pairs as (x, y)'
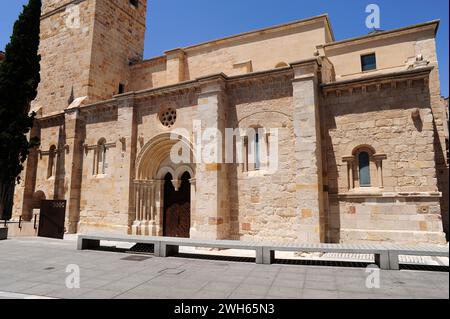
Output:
(1, 0), (448, 96)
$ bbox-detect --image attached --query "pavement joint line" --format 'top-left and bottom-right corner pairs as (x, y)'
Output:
(110, 269), (176, 299)
(263, 264), (283, 299)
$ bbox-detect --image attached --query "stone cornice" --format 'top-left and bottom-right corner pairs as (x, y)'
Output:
(227, 68), (293, 89)
(78, 98), (117, 115)
(321, 66), (433, 96)
(132, 67), (296, 99)
(133, 79), (200, 100)
(33, 64), (303, 119)
(36, 112), (65, 127)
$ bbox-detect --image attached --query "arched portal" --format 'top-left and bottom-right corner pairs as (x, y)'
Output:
(133, 133), (196, 237)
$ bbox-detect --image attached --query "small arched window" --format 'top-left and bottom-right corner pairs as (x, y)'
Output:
(275, 62), (289, 68)
(47, 145), (56, 179)
(344, 145), (385, 191)
(244, 127), (269, 172)
(95, 139), (108, 175)
(255, 133), (261, 171)
(358, 151), (371, 187)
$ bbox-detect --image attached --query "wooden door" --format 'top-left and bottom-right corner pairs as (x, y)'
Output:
(163, 173), (191, 238)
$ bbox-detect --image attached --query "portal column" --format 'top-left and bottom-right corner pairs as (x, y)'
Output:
(154, 179), (164, 236)
(148, 180), (158, 236)
(132, 181), (142, 235)
(189, 178), (197, 237)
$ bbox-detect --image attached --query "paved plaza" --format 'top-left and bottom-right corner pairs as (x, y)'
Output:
(0, 237), (448, 299)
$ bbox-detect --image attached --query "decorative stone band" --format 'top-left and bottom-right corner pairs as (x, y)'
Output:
(82, 141), (116, 155)
(38, 145), (70, 158)
(321, 66), (433, 98)
(335, 191), (442, 199)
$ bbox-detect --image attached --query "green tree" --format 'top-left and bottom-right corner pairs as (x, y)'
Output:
(0, 0), (41, 220)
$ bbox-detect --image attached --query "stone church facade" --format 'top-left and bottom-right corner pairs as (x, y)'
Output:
(12, 0), (449, 244)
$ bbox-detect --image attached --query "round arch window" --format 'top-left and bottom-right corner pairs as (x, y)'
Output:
(159, 108), (177, 128)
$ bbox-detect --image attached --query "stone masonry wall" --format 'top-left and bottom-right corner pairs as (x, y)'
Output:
(76, 105), (128, 234)
(87, 0), (146, 101)
(323, 79), (446, 244)
(227, 74), (298, 242)
(128, 18), (331, 92)
(34, 0), (96, 115)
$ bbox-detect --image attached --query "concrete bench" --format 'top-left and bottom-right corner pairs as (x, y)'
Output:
(77, 234), (162, 256)
(387, 245), (449, 270)
(158, 238), (264, 264)
(262, 243), (390, 270)
(78, 234), (448, 270)
(77, 234), (264, 264)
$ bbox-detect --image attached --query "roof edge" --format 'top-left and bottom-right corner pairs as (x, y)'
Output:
(175, 14), (333, 53)
(321, 20), (440, 49)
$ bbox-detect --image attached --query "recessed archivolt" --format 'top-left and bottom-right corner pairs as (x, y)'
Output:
(344, 139), (383, 156)
(136, 133), (195, 180)
(156, 166), (175, 180)
(352, 144), (376, 156)
(174, 165), (194, 180)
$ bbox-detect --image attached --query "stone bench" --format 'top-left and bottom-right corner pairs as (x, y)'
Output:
(387, 245), (449, 270)
(78, 234), (449, 270)
(77, 234), (264, 264)
(158, 238), (264, 264)
(262, 243), (390, 270)
(77, 234), (162, 255)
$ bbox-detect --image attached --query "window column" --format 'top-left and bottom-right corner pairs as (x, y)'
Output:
(343, 156), (355, 191)
(373, 154), (387, 188)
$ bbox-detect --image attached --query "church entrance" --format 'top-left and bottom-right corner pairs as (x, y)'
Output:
(163, 172), (191, 238)
(132, 133), (196, 237)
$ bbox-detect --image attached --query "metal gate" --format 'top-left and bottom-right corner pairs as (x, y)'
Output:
(38, 200), (66, 239)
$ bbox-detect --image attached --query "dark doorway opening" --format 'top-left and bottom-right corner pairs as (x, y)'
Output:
(38, 200), (66, 239)
(163, 172), (191, 238)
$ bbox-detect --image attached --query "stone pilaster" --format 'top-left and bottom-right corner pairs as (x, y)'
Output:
(292, 59), (325, 243)
(116, 94), (138, 234)
(191, 74), (230, 240)
(165, 49), (186, 85)
(20, 120), (41, 221)
(64, 108), (84, 233)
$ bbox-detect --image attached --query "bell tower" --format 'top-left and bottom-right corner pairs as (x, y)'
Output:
(34, 0), (147, 115)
